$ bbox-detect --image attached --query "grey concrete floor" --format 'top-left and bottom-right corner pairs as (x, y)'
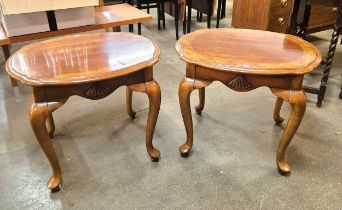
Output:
(1, 3), (342, 210)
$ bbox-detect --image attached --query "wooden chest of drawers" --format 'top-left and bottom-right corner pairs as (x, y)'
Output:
(232, 0), (337, 34)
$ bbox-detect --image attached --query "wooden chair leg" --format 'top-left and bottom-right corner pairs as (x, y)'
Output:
(183, 7), (187, 34)
(187, 0), (192, 33)
(195, 88), (205, 114)
(216, 0), (222, 28)
(2, 45), (21, 101)
(161, 0), (166, 29)
(174, 0), (179, 39)
(157, 2), (161, 30)
(129, 24), (134, 33)
(207, 0), (212, 28)
(339, 77), (342, 99)
(221, 0), (226, 18)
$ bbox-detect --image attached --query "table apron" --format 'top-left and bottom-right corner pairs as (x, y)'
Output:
(188, 65), (304, 91)
(32, 69), (152, 103)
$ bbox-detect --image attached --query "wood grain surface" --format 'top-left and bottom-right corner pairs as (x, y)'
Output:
(176, 28), (321, 75)
(7, 32), (160, 86)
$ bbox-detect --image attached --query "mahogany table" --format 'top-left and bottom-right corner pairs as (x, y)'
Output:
(6, 32), (161, 192)
(176, 29), (322, 175)
(0, 3), (152, 100)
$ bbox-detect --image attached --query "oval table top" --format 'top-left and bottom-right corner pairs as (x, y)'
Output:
(6, 32), (160, 86)
(176, 29), (322, 75)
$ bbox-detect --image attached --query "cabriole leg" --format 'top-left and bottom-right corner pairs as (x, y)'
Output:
(178, 78), (195, 156)
(195, 88), (205, 114)
(46, 113), (55, 139)
(145, 81), (161, 161)
(272, 90), (306, 175)
(30, 102), (61, 192)
(126, 87), (136, 119)
(273, 97), (284, 126)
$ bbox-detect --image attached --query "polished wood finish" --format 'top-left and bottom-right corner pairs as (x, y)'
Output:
(7, 33), (159, 86)
(232, 0), (337, 34)
(176, 29), (321, 174)
(176, 29), (321, 75)
(232, 0), (294, 33)
(0, 4), (152, 91)
(308, 5), (337, 33)
(7, 32), (161, 192)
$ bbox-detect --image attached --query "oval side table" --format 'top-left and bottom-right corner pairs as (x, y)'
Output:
(6, 32), (162, 192)
(176, 28), (322, 175)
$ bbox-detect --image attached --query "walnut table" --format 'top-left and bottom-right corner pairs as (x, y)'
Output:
(6, 32), (161, 192)
(176, 29), (321, 175)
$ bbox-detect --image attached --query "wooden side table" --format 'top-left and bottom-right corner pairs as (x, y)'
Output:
(6, 32), (161, 192)
(0, 3), (152, 100)
(176, 29), (321, 175)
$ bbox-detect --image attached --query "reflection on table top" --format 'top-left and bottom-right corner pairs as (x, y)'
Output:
(6, 32), (160, 86)
(176, 28), (322, 75)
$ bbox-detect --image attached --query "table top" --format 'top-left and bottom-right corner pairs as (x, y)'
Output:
(176, 29), (322, 75)
(0, 4), (152, 46)
(6, 32), (160, 86)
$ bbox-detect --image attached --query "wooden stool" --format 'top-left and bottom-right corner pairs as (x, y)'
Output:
(176, 29), (321, 175)
(6, 32), (161, 192)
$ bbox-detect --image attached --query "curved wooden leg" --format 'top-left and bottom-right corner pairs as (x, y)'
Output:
(145, 81), (161, 161)
(195, 88), (205, 114)
(179, 78), (195, 156)
(178, 78), (211, 156)
(30, 102), (61, 192)
(46, 113), (55, 138)
(273, 97), (284, 126)
(272, 89), (306, 175)
(126, 87), (136, 119)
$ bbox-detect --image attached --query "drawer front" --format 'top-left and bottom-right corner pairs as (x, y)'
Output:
(268, 0), (293, 33)
(308, 5), (337, 33)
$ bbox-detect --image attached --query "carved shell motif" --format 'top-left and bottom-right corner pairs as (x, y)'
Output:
(228, 75), (252, 90)
(86, 83), (111, 97)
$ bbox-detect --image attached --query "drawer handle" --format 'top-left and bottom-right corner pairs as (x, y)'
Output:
(332, 7), (337, 12)
(280, 0), (288, 7)
(278, 17), (285, 26)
